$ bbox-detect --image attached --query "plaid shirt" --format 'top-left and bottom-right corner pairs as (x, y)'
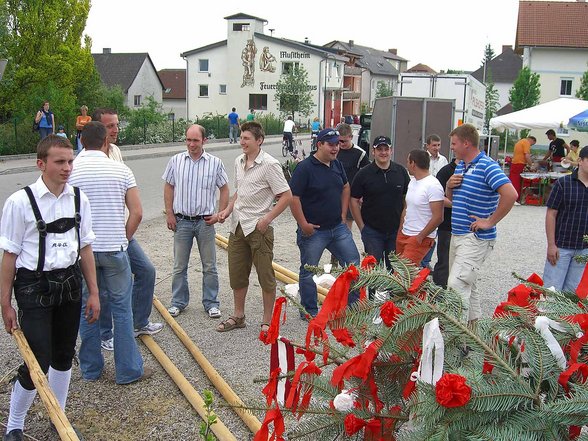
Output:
(546, 169), (588, 249)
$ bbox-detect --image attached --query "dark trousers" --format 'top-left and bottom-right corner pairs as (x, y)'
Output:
(283, 132), (294, 151)
(360, 224), (397, 271)
(13, 266), (82, 390)
(433, 229), (452, 288)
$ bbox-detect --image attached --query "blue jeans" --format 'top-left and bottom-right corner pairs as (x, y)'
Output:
(100, 238), (156, 339)
(229, 124), (239, 142)
(39, 127), (52, 139)
(170, 218), (219, 311)
(79, 250), (144, 384)
(360, 224), (397, 270)
(297, 223), (360, 317)
(421, 241), (436, 268)
(543, 247), (588, 292)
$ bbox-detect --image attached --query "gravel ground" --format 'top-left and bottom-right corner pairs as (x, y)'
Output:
(0, 204), (548, 440)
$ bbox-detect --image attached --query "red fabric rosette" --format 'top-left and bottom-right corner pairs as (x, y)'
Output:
(380, 301), (403, 327)
(435, 373), (472, 408)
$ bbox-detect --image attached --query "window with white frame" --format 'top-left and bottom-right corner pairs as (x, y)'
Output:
(282, 62), (300, 75)
(233, 23), (250, 31)
(133, 95), (141, 107)
(199, 59), (209, 72)
(199, 85), (209, 97)
(219, 84), (227, 94)
(560, 78), (573, 96)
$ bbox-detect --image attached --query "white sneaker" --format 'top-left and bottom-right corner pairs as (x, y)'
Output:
(101, 338), (114, 351)
(208, 307), (222, 318)
(134, 322), (164, 337)
(168, 306), (182, 317)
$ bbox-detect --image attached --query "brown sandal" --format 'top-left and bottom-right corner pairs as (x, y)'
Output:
(216, 315), (246, 332)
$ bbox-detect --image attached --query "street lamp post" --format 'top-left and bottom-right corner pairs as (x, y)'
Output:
(0, 59), (7, 81)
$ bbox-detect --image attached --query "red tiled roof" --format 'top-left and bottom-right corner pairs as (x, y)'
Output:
(516, 1), (588, 50)
(158, 69), (186, 100)
(406, 63), (437, 74)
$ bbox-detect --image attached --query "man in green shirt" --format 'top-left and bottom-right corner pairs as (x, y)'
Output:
(246, 109), (255, 121)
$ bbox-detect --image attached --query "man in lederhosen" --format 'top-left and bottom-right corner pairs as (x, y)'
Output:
(0, 135), (100, 441)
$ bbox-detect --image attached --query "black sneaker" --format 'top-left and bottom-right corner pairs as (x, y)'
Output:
(4, 429), (23, 441)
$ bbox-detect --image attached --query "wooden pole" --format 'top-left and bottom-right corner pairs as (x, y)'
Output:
(215, 233), (328, 301)
(139, 335), (238, 441)
(12, 329), (79, 441)
(152, 298), (263, 434)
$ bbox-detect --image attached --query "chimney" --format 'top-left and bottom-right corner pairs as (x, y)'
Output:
(349, 40), (354, 46)
(304, 37), (309, 44)
(388, 48), (397, 55)
(103, 48), (111, 54)
(502, 45), (512, 52)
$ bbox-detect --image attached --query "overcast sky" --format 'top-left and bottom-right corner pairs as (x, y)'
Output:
(85, 0), (522, 73)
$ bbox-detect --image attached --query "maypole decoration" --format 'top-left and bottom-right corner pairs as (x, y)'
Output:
(254, 254), (588, 440)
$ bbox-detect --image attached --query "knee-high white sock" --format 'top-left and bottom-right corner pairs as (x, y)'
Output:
(47, 367), (72, 411)
(6, 380), (37, 432)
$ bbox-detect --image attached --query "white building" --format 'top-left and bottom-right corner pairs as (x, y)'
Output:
(92, 49), (164, 109)
(515, 0), (588, 147)
(181, 13), (347, 127)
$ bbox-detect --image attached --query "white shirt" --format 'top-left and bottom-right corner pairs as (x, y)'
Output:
(429, 153), (448, 177)
(402, 175), (444, 238)
(69, 149), (136, 252)
(0, 177), (95, 271)
(162, 151), (228, 216)
(283, 120), (295, 133)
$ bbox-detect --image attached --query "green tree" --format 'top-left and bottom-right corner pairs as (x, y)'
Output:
(484, 72), (500, 129)
(576, 63), (588, 100)
(481, 43), (495, 67)
(509, 67), (541, 112)
(274, 64), (313, 119)
(0, 0), (94, 121)
(375, 81), (393, 99)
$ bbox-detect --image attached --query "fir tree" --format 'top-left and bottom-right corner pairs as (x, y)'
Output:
(255, 255), (588, 440)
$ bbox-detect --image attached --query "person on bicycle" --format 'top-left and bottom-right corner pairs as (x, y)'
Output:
(310, 117), (321, 152)
(283, 116), (296, 153)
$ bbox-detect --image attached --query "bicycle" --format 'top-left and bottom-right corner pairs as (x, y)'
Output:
(281, 135), (289, 157)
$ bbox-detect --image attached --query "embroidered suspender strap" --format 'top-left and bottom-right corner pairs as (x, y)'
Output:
(73, 186), (81, 261)
(23, 186), (47, 274)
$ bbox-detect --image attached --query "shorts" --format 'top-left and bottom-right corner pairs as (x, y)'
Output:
(228, 223), (276, 292)
(395, 231), (435, 265)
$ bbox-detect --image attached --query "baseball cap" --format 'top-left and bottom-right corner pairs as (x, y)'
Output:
(373, 136), (391, 147)
(316, 128), (339, 144)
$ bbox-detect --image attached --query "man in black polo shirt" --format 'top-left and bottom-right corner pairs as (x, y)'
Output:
(543, 146), (588, 291)
(350, 136), (409, 269)
(432, 158), (457, 288)
(543, 129), (569, 164)
(289, 128), (360, 318)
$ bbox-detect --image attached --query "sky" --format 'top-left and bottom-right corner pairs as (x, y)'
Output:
(85, 0), (522, 73)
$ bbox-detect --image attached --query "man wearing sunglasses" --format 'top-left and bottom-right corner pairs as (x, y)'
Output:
(289, 128), (360, 318)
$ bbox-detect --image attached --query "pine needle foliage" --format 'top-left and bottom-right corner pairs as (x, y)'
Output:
(253, 254), (588, 440)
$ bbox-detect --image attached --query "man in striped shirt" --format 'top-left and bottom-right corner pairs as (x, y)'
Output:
(446, 124), (517, 323)
(92, 108), (162, 352)
(543, 146), (588, 291)
(217, 121), (292, 334)
(69, 122), (150, 384)
(163, 124), (229, 319)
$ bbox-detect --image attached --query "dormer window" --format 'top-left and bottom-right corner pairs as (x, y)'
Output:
(233, 23), (250, 31)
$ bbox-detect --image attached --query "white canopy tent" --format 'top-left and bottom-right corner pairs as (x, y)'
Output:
(489, 98), (588, 166)
(490, 98), (588, 131)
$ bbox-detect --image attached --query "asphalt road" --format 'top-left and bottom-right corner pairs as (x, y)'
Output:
(0, 138), (289, 224)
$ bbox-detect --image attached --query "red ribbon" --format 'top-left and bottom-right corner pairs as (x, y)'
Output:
(260, 297), (288, 345)
(305, 265), (360, 363)
(558, 362), (588, 393)
(359, 255), (378, 300)
(344, 414), (382, 437)
(331, 340), (382, 388)
(331, 327), (356, 347)
(253, 405), (285, 441)
(262, 368), (281, 406)
(576, 264), (588, 299)
(408, 268), (430, 294)
(285, 361), (322, 417)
